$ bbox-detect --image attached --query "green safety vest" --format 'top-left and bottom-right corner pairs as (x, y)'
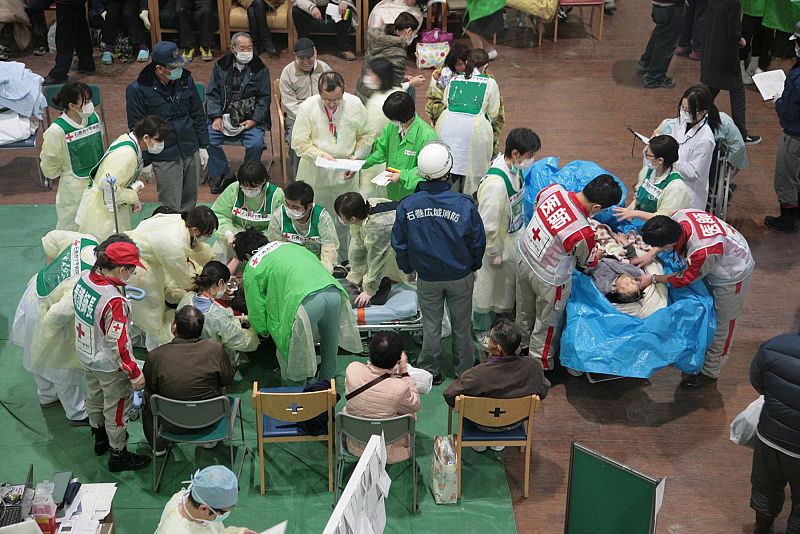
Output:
(281, 204), (324, 257)
(89, 133), (141, 187)
(485, 166), (524, 233)
(232, 183), (278, 231)
(446, 75), (490, 115)
(36, 237), (98, 298)
(53, 114), (104, 179)
(635, 169), (683, 213)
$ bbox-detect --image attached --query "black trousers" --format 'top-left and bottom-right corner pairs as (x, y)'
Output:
(740, 14), (774, 70)
(639, 3), (685, 84)
(750, 436), (800, 533)
(708, 85), (748, 139)
(26, 0), (52, 48)
(247, 0), (275, 53)
(678, 0), (708, 52)
(291, 6), (351, 52)
(176, 0), (212, 48)
(49, 1), (95, 79)
(103, 0), (147, 45)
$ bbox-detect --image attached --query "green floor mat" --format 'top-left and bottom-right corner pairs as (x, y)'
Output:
(0, 205), (518, 534)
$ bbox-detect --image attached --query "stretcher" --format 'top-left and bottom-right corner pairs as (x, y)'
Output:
(351, 284), (422, 333)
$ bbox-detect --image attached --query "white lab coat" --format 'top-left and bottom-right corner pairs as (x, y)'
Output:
(655, 116), (716, 210)
(154, 490), (250, 534)
(436, 73), (501, 195)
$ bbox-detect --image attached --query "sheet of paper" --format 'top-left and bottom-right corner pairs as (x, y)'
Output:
(325, 3), (342, 22)
(315, 155), (365, 172)
(370, 170), (393, 187)
(752, 69), (786, 101)
(631, 130), (650, 144)
(259, 520), (288, 534)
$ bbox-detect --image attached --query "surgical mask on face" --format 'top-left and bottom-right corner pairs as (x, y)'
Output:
(167, 67), (183, 81)
(214, 284), (226, 299)
(363, 76), (381, 90)
(796, 46), (800, 58)
(338, 215), (350, 226)
(679, 109), (693, 123)
(406, 32), (416, 45)
(518, 157), (535, 171)
(212, 510), (231, 523)
(197, 234), (211, 243)
(147, 138), (165, 154)
(286, 207), (306, 220)
(79, 102), (95, 118)
(235, 51), (253, 64)
(241, 186), (261, 198)
(644, 157), (657, 170)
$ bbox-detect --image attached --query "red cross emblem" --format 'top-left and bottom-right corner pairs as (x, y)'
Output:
(531, 227), (542, 241)
(65, 133), (74, 141)
(111, 323), (122, 334)
(76, 323), (85, 338)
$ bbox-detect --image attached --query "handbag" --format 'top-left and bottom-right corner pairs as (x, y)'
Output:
(416, 41), (450, 69)
(420, 27), (454, 46)
(506, 0), (558, 22)
(429, 435), (458, 504)
(729, 395), (764, 448)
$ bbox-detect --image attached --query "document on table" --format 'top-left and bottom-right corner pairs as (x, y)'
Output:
(325, 3), (341, 22)
(315, 155), (365, 172)
(259, 520), (288, 534)
(753, 69), (786, 101)
(370, 170), (394, 186)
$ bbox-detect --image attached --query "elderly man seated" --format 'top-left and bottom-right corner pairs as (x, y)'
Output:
(143, 306), (235, 455)
(585, 220), (668, 319)
(443, 318), (550, 451)
(343, 331), (424, 463)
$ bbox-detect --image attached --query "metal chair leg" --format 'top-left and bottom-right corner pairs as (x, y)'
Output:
(154, 443), (172, 493)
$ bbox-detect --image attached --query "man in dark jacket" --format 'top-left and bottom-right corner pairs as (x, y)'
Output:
(43, 0), (96, 85)
(749, 331), (800, 534)
(391, 140), (486, 386)
(126, 41), (209, 212)
(142, 306), (234, 454)
(765, 22), (800, 234)
(206, 32), (272, 193)
(700, 0), (760, 145)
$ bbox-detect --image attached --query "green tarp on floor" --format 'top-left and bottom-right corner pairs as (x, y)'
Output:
(0, 205), (518, 533)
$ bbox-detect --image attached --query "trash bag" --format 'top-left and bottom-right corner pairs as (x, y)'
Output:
(559, 269), (715, 379)
(523, 158), (627, 227)
(730, 396), (764, 448)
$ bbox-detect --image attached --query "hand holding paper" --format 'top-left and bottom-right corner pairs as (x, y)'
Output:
(315, 155), (366, 172)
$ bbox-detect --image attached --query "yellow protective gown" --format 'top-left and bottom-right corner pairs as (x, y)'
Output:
(346, 197), (405, 296)
(266, 204), (340, 273)
(125, 214), (199, 345)
(76, 133), (144, 241)
(359, 87), (404, 198)
(473, 156), (522, 316)
(290, 92), (374, 226)
(154, 490), (250, 534)
(178, 291), (259, 366)
(435, 73), (501, 195)
(40, 113), (104, 231)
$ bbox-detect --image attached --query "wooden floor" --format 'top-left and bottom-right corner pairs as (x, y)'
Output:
(1, 2), (797, 531)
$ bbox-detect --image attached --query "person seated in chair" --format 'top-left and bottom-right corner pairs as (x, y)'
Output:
(443, 318), (550, 451)
(206, 32), (272, 194)
(343, 331), (421, 463)
(143, 305), (235, 456)
(292, 0), (358, 61)
(235, 0), (278, 57)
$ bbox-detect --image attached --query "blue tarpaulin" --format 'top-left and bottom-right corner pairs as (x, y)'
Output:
(522, 157), (716, 378)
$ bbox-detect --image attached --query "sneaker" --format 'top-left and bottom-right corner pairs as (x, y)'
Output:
(69, 417), (91, 427)
(33, 45), (47, 56)
(0, 45), (9, 60)
(473, 446), (488, 452)
(201, 441), (219, 449)
(679, 373), (717, 389)
(200, 46), (213, 61)
(101, 51), (113, 65)
(487, 48), (498, 61)
(137, 49), (150, 62)
(688, 50), (702, 61)
(642, 76), (676, 89)
(557, 7), (571, 20)
(744, 135), (761, 145)
(489, 445), (505, 452)
(182, 48), (195, 62)
(43, 75), (67, 86)
(108, 448), (151, 472)
(432, 373), (443, 386)
(741, 61), (754, 85)
(338, 50), (356, 61)
(675, 45), (690, 56)
(153, 448), (168, 457)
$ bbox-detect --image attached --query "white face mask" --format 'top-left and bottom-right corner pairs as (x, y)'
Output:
(79, 102), (95, 118)
(405, 32), (416, 45)
(363, 77), (381, 90)
(241, 186), (262, 198)
(214, 284), (226, 299)
(518, 156), (535, 171)
(235, 51), (253, 64)
(679, 109), (694, 124)
(286, 207), (306, 220)
(147, 138), (165, 154)
(644, 157), (657, 170)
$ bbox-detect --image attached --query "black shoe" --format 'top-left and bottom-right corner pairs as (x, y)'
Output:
(0, 45), (10, 60)
(642, 76), (676, 89)
(209, 175), (230, 194)
(744, 135), (762, 145)
(73, 63), (96, 74)
(33, 45), (47, 56)
(92, 426), (110, 456)
(43, 75), (68, 86)
(764, 206), (798, 233)
(108, 447), (151, 472)
(70, 417), (91, 427)
(432, 373), (443, 386)
(679, 373), (717, 389)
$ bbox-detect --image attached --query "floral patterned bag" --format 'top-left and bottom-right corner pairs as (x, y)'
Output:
(430, 435), (458, 504)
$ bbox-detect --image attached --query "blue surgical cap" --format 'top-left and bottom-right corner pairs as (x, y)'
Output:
(189, 466), (239, 510)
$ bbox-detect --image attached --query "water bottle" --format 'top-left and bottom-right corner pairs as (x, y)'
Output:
(130, 390), (143, 420)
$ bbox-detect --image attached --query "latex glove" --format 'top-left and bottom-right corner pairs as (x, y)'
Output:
(131, 374), (145, 391)
(139, 10), (150, 30)
(198, 148), (209, 168)
(131, 180), (145, 192)
(101, 10), (106, 19)
(490, 254), (503, 269)
(354, 292), (372, 308)
(226, 231), (235, 245)
(133, 202), (142, 213)
(140, 164), (154, 182)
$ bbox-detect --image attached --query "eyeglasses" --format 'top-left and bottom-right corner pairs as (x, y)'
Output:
(679, 106), (691, 113)
(644, 152), (656, 159)
(322, 97), (342, 105)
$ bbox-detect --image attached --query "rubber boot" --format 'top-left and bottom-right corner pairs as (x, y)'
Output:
(764, 205), (798, 233)
(108, 447), (151, 472)
(92, 426), (110, 456)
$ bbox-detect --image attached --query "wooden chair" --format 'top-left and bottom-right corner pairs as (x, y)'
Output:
(272, 77), (290, 186)
(222, 0), (293, 51)
(448, 394), (542, 498)
(548, 0), (604, 44)
(252, 380), (337, 494)
(146, 0), (226, 49)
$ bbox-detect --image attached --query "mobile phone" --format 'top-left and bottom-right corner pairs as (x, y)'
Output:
(52, 471), (73, 507)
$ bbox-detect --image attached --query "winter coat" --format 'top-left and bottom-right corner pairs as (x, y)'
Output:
(355, 27), (409, 103)
(206, 53), (272, 129)
(0, 0), (30, 51)
(700, 0), (743, 91)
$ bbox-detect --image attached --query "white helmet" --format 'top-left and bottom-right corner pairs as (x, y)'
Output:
(417, 141), (453, 180)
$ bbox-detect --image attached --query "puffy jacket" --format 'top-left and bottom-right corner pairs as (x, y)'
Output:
(126, 63), (209, 162)
(750, 333), (800, 455)
(206, 53), (272, 130)
(776, 61), (800, 137)
(391, 180), (486, 282)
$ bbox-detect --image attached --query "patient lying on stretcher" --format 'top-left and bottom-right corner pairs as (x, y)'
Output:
(585, 221), (668, 319)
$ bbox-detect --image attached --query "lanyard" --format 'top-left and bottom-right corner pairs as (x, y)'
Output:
(324, 105), (338, 143)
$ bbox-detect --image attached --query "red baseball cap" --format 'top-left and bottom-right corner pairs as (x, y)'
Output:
(104, 242), (147, 269)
